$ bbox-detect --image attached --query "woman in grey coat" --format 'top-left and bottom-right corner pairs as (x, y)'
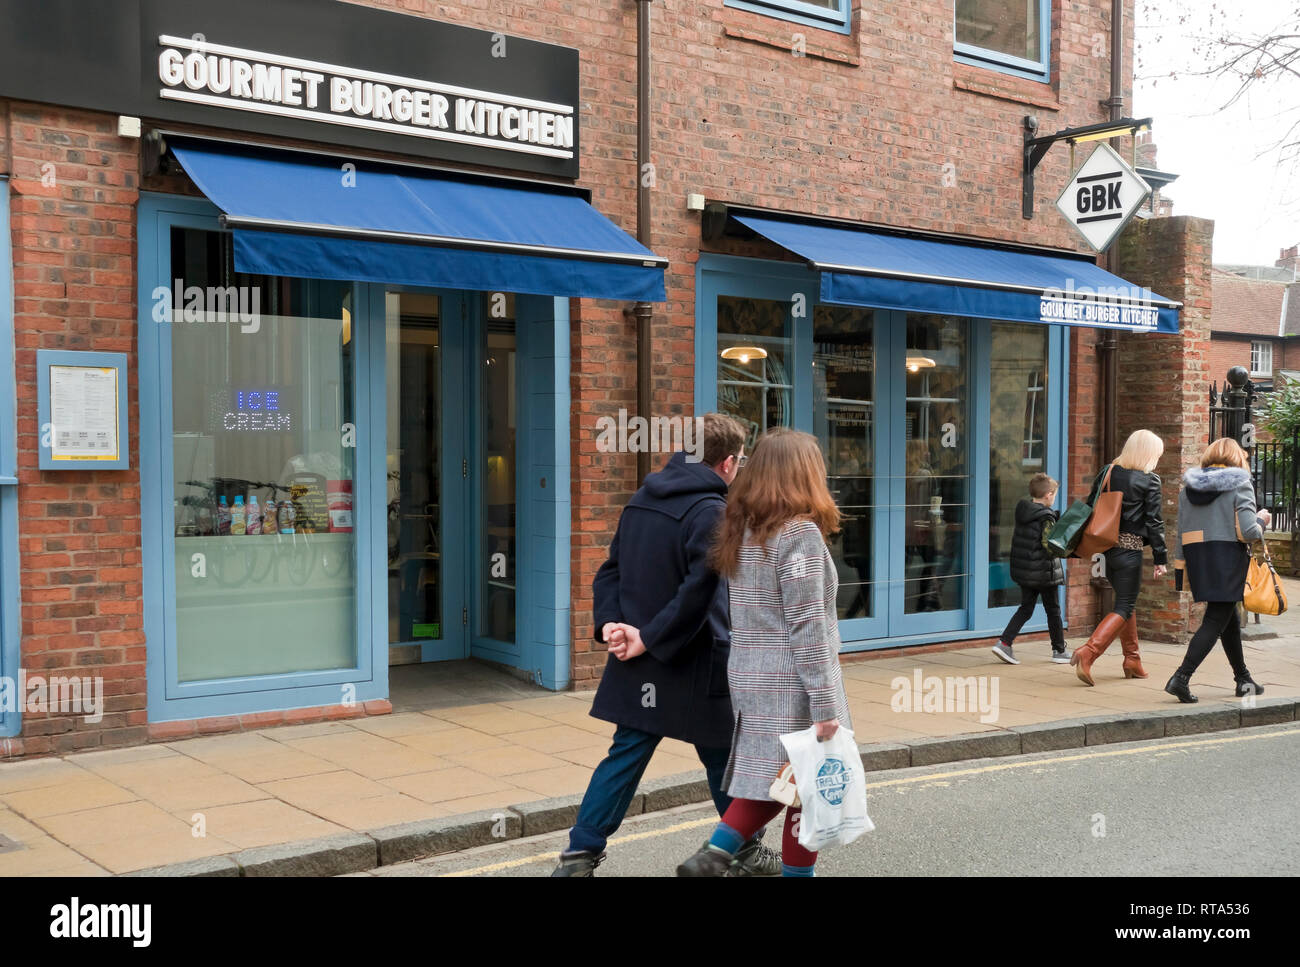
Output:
(676, 428), (852, 877)
(1167, 437), (1271, 703)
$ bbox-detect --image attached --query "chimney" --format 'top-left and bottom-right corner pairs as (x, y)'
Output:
(1279, 245), (1300, 279)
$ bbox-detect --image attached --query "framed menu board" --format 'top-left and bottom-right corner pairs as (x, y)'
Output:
(37, 350), (129, 470)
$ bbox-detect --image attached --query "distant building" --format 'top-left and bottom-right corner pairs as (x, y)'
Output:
(1208, 247), (1300, 393)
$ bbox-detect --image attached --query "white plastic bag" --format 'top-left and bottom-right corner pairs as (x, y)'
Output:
(779, 725), (874, 851)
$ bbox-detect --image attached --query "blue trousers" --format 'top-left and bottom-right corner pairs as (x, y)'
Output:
(568, 724), (733, 855)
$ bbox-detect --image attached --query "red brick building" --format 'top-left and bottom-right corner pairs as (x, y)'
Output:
(0, 0), (1211, 756)
(1206, 252), (1300, 392)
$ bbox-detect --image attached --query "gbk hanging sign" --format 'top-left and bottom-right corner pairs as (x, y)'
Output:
(1056, 143), (1152, 252)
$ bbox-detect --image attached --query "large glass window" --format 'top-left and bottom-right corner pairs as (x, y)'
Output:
(988, 323), (1050, 607)
(955, 0), (1050, 80)
(717, 295), (794, 449)
(170, 229), (356, 682)
(813, 306), (875, 620)
(903, 314), (968, 615)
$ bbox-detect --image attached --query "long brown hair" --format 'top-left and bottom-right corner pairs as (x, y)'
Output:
(711, 428), (842, 577)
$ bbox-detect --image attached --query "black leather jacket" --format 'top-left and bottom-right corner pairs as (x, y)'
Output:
(1089, 465), (1168, 565)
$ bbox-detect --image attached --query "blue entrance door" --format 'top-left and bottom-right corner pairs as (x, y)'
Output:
(384, 288), (520, 666)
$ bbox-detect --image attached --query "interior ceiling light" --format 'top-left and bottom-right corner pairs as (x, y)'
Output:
(906, 355), (936, 373)
(721, 346), (768, 364)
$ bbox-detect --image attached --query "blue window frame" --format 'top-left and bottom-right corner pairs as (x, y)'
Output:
(696, 253), (1069, 652)
(0, 178), (19, 738)
(140, 194), (576, 721)
(954, 0), (1052, 82)
(725, 0), (852, 35)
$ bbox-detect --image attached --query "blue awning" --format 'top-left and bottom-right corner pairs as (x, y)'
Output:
(169, 141), (667, 302)
(734, 214), (1180, 333)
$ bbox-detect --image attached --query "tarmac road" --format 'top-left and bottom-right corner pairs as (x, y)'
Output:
(368, 722), (1300, 878)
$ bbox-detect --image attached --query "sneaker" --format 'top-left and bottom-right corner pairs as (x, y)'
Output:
(1050, 648), (1070, 664)
(991, 642), (1019, 665)
(676, 841), (734, 877)
(731, 838), (781, 877)
(550, 849), (606, 877)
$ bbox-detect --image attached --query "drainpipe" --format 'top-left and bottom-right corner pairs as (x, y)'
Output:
(1094, 0), (1125, 619)
(1099, 0), (1124, 464)
(628, 0), (654, 485)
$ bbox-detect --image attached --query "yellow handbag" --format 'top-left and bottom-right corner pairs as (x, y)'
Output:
(1243, 541), (1288, 616)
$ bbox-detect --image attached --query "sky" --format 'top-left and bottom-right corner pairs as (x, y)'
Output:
(1133, 0), (1300, 267)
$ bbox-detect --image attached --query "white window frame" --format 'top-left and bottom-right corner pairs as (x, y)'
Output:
(725, 0), (852, 35)
(1251, 340), (1273, 377)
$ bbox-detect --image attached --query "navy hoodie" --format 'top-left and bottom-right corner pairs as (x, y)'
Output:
(589, 451), (734, 747)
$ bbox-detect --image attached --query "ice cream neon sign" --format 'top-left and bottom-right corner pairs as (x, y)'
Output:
(223, 388), (291, 432)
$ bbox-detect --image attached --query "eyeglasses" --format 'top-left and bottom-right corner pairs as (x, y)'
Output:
(737, 454), (747, 468)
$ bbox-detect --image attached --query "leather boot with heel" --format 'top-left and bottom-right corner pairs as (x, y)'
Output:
(1070, 612), (1126, 686)
(1119, 613), (1148, 679)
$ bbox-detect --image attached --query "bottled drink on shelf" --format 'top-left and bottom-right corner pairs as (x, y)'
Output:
(247, 495), (262, 535)
(217, 495), (231, 536)
(280, 499), (296, 535)
(263, 499), (278, 535)
(231, 496), (246, 536)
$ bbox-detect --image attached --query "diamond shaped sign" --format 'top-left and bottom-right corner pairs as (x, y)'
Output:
(1055, 142), (1152, 252)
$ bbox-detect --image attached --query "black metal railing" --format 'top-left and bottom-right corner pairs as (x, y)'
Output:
(1250, 436), (1300, 536)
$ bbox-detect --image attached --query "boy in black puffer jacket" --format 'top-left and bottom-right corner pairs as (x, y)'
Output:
(993, 473), (1067, 665)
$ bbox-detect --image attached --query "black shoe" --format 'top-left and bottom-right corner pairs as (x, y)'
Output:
(676, 842), (734, 877)
(550, 849), (605, 877)
(732, 837), (781, 877)
(1164, 672), (1198, 704)
(1235, 676), (1265, 698)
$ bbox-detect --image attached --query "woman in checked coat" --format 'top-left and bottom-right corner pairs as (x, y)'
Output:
(677, 428), (852, 878)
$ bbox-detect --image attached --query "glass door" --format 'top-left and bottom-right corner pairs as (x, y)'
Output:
(889, 313), (971, 636)
(385, 289), (519, 666)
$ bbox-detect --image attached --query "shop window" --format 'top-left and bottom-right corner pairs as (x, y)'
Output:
(169, 228), (357, 682)
(813, 305), (876, 620)
(480, 300), (517, 645)
(1251, 340), (1273, 377)
(987, 323), (1049, 607)
(955, 0), (1051, 82)
(717, 295), (794, 449)
(725, 0), (852, 34)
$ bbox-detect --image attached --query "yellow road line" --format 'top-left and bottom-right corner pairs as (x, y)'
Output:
(864, 724), (1300, 788)
(441, 724), (1300, 877)
(441, 816), (718, 877)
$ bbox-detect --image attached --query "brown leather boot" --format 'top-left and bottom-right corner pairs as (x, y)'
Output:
(1120, 613), (1148, 679)
(1070, 612), (1126, 686)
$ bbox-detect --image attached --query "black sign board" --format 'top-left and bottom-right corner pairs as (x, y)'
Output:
(0, 0), (580, 178)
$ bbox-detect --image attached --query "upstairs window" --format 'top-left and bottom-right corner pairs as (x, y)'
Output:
(1251, 341), (1273, 378)
(725, 0), (852, 35)
(955, 0), (1051, 82)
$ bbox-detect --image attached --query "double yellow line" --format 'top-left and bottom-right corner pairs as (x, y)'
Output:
(441, 724), (1300, 877)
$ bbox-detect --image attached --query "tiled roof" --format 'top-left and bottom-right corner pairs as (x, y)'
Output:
(1211, 269), (1288, 337)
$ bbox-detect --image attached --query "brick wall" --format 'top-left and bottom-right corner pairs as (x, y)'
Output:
(3, 101), (144, 753)
(1114, 215), (1215, 643)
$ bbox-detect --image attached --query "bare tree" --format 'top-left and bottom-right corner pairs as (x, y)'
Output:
(1138, 2), (1300, 164)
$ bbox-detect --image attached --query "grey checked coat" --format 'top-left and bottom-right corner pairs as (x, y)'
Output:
(722, 518), (853, 801)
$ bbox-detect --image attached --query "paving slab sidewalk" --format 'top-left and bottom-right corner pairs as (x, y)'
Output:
(1, 634), (1298, 876)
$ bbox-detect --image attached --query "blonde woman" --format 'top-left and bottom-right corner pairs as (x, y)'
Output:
(676, 429), (851, 877)
(1071, 429), (1169, 685)
(1166, 438), (1269, 702)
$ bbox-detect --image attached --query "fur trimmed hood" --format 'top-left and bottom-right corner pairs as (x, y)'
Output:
(1182, 465), (1251, 505)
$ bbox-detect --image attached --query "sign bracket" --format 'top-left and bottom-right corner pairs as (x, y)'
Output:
(1022, 115), (1152, 219)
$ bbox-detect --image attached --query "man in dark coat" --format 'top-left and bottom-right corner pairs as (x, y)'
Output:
(552, 413), (778, 877)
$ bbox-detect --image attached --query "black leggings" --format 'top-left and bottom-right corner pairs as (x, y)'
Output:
(1000, 585), (1064, 648)
(1104, 547), (1143, 620)
(1176, 602), (1249, 680)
